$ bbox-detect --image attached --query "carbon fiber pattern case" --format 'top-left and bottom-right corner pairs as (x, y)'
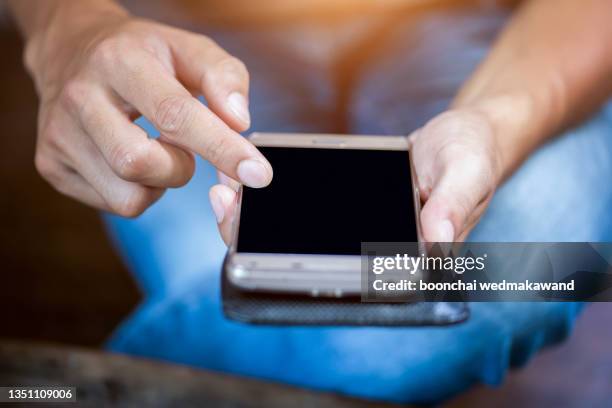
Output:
(221, 271), (469, 326)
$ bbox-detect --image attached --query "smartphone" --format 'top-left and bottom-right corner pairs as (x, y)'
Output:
(224, 133), (422, 297)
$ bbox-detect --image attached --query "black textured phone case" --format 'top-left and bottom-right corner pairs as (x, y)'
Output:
(221, 269), (469, 326)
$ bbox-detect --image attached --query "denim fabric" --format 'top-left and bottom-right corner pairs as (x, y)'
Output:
(103, 7), (612, 404)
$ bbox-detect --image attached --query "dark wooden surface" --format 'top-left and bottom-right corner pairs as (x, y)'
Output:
(0, 341), (399, 408)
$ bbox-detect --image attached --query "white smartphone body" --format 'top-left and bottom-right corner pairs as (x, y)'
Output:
(224, 132), (423, 297)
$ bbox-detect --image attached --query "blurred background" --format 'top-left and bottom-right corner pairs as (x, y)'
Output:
(0, 1), (611, 406)
(0, 9), (140, 348)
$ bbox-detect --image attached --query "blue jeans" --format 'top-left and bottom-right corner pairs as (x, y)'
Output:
(103, 7), (612, 404)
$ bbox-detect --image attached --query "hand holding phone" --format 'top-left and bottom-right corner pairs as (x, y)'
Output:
(409, 110), (501, 242)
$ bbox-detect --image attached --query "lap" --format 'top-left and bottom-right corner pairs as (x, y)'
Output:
(108, 271), (582, 403)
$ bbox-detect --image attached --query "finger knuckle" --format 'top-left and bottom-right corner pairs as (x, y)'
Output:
(203, 56), (249, 89)
(59, 80), (92, 113)
(205, 137), (229, 164)
(40, 112), (82, 154)
(90, 37), (123, 68)
(154, 95), (194, 135)
(114, 189), (150, 218)
(111, 143), (152, 181)
(34, 152), (59, 183)
(219, 56), (248, 78)
(39, 126), (61, 151)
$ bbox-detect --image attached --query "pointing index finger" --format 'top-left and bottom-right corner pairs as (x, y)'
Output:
(108, 50), (272, 187)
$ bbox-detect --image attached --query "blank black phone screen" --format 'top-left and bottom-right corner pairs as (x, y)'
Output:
(236, 146), (417, 255)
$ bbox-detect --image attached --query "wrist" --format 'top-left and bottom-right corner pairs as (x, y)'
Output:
(453, 91), (549, 182)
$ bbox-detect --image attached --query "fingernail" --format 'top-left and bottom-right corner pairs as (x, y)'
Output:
(436, 219), (455, 242)
(210, 192), (225, 223)
(227, 92), (250, 126)
(237, 159), (270, 188)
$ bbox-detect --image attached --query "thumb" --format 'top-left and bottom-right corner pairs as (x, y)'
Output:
(210, 183), (238, 245)
(420, 160), (489, 243)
